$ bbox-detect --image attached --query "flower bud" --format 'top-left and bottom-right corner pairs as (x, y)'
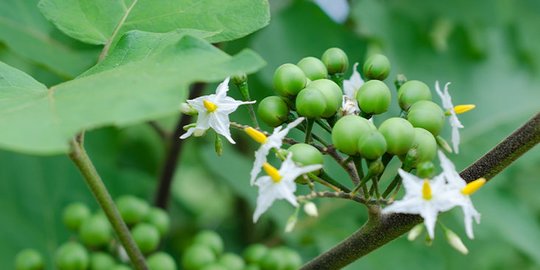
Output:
(231, 73), (248, 85)
(445, 228), (469, 255)
(180, 102), (198, 115)
(303, 202), (319, 217)
(407, 224), (424, 241)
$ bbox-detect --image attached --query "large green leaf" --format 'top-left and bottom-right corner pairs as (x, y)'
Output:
(0, 0), (99, 78)
(38, 0), (270, 45)
(0, 30), (265, 155)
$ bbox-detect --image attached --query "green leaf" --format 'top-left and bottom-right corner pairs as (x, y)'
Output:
(0, 0), (99, 78)
(0, 30), (265, 155)
(38, 0), (270, 45)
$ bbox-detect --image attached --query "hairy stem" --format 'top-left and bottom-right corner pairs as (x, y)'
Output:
(154, 83), (206, 208)
(69, 136), (148, 270)
(302, 112), (540, 270)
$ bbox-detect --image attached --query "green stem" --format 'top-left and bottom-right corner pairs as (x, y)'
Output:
(308, 173), (340, 192)
(315, 119), (333, 133)
(236, 81), (259, 128)
(69, 136), (148, 270)
(304, 118), (315, 143)
(319, 171), (351, 192)
(381, 174), (401, 198)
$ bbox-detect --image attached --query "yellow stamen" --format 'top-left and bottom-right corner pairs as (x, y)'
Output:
(422, 180), (432, 200)
(263, 162), (282, 183)
(461, 178), (486, 195)
(203, 100), (218, 112)
(244, 127), (267, 144)
(454, 104), (476, 114)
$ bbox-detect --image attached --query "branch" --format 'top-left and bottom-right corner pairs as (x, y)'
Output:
(302, 112), (540, 270)
(154, 83), (206, 208)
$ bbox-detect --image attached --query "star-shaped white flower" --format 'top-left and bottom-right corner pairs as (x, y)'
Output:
(438, 151), (484, 239)
(382, 169), (457, 239)
(341, 63), (364, 115)
(435, 81), (476, 154)
(253, 153), (322, 222)
(245, 118), (305, 185)
(180, 77), (254, 144)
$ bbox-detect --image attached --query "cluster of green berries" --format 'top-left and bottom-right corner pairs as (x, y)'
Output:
(182, 231), (301, 270)
(15, 195), (174, 270)
(258, 47), (450, 175)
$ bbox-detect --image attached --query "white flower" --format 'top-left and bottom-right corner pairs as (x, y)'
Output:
(180, 77), (254, 144)
(438, 151), (483, 239)
(245, 118), (305, 185)
(435, 81), (463, 153)
(313, 0), (350, 23)
(341, 63), (364, 115)
(382, 169), (456, 239)
(253, 154), (322, 222)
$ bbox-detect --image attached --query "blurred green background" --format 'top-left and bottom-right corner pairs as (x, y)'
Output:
(1, 0), (539, 269)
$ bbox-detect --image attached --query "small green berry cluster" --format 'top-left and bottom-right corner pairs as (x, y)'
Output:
(15, 195), (174, 270)
(181, 231), (301, 270)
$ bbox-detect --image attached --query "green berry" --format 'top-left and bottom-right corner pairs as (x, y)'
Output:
(243, 244), (268, 265)
(147, 252), (177, 270)
(200, 264), (227, 270)
(63, 202), (91, 231)
(257, 96), (290, 127)
(116, 195), (150, 225)
(273, 64), (307, 97)
(15, 249), (43, 270)
(321, 48), (349, 74)
(407, 100), (445, 135)
(308, 79), (342, 118)
(132, 223), (160, 253)
(357, 131), (387, 160)
(278, 248), (302, 270)
(410, 128), (437, 163)
(398, 80), (432, 111)
(363, 54), (391, 80)
(111, 266), (132, 270)
(297, 57), (328, 80)
(55, 242), (89, 270)
(144, 207), (170, 237)
(356, 80), (391, 115)
(182, 245), (216, 270)
(89, 252), (115, 270)
(295, 87), (327, 118)
(218, 253), (245, 270)
(378, 118), (415, 155)
(288, 143), (323, 167)
(193, 231), (224, 256)
(332, 115), (376, 155)
(79, 214), (112, 248)
(259, 249), (286, 270)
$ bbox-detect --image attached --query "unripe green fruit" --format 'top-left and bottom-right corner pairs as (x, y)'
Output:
(55, 242), (89, 270)
(243, 244), (268, 265)
(259, 249), (286, 270)
(79, 215), (112, 248)
(363, 54), (391, 80)
(182, 245), (216, 270)
(398, 80), (432, 110)
(193, 230), (224, 256)
(321, 47), (349, 74)
(89, 252), (115, 270)
(144, 207), (170, 237)
(273, 64), (307, 97)
(132, 223), (160, 253)
(116, 195), (150, 225)
(257, 96), (290, 127)
(15, 249), (43, 270)
(63, 202), (91, 231)
(295, 87), (327, 118)
(410, 128), (437, 163)
(309, 79), (342, 118)
(147, 252), (177, 270)
(378, 118), (415, 155)
(407, 100), (445, 135)
(111, 266), (132, 270)
(297, 57), (328, 80)
(357, 131), (387, 160)
(218, 253), (245, 270)
(272, 247), (302, 270)
(288, 143), (323, 167)
(200, 264), (227, 270)
(356, 80), (391, 115)
(332, 115), (376, 155)
(417, 161), (435, 178)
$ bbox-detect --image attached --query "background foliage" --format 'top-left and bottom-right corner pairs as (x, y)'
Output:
(0, 0), (539, 269)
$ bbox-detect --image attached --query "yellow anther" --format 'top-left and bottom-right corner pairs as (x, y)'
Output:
(263, 162), (282, 183)
(203, 99), (218, 112)
(244, 127), (267, 144)
(422, 179), (432, 200)
(461, 178), (486, 195)
(454, 104), (476, 114)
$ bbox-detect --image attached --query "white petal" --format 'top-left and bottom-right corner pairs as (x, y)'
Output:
(382, 197), (425, 215)
(215, 77), (231, 98)
(343, 63), (363, 99)
(420, 204), (439, 239)
(208, 113), (235, 144)
(250, 145), (272, 185)
(313, 0), (350, 23)
(179, 127), (196, 139)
